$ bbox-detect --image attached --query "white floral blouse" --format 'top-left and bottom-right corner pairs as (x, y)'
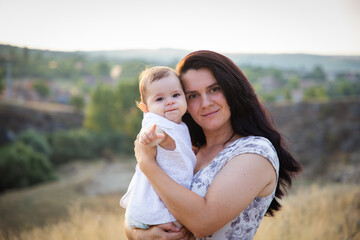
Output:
(190, 136), (279, 240)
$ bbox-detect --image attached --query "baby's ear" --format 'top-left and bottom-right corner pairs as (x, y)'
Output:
(138, 102), (149, 113)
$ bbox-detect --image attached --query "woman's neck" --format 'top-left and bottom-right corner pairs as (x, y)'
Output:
(203, 124), (239, 149)
(194, 124), (241, 174)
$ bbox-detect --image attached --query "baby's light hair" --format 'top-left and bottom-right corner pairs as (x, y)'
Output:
(138, 66), (178, 105)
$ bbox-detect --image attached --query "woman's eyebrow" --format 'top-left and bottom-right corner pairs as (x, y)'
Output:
(185, 90), (197, 94)
(206, 83), (219, 89)
(185, 83), (219, 94)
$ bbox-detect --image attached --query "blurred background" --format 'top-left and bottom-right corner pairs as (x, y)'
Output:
(0, 0), (359, 239)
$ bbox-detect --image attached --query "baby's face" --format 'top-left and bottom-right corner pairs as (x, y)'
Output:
(145, 75), (187, 124)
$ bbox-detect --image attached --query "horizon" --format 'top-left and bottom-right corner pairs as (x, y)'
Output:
(2, 43), (360, 57)
(1, 0), (359, 56)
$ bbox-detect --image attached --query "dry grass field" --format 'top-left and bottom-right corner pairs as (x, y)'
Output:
(1, 196), (126, 240)
(1, 160), (359, 240)
(254, 183), (360, 240)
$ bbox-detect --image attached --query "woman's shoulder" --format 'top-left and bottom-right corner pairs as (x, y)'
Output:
(236, 135), (274, 148)
(229, 136), (274, 150)
(227, 136), (279, 174)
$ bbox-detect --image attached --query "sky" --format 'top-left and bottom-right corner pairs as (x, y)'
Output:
(0, 0), (359, 55)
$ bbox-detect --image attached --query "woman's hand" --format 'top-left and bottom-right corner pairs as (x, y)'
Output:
(125, 220), (193, 240)
(153, 223), (193, 240)
(156, 223), (194, 240)
(134, 130), (158, 174)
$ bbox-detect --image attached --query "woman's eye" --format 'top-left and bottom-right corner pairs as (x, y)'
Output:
(210, 87), (220, 93)
(187, 94), (198, 100)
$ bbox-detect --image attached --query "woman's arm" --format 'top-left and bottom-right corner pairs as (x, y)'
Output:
(135, 141), (277, 237)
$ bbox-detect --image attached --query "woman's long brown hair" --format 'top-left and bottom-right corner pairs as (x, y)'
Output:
(177, 50), (302, 216)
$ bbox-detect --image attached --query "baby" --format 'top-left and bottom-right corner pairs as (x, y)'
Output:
(120, 66), (196, 229)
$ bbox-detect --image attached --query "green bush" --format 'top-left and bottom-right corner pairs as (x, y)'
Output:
(49, 129), (97, 165)
(0, 142), (57, 192)
(0, 75), (4, 93)
(70, 95), (85, 111)
(94, 131), (130, 154)
(32, 80), (50, 98)
(17, 129), (52, 156)
(49, 129), (129, 165)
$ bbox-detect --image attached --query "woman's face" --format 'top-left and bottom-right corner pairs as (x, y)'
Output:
(181, 68), (232, 133)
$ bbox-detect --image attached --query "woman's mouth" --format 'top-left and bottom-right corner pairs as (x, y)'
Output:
(202, 109), (219, 117)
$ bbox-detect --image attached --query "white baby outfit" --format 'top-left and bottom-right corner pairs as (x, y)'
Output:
(120, 112), (196, 228)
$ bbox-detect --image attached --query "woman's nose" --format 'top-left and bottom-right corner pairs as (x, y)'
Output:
(201, 95), (213, 107)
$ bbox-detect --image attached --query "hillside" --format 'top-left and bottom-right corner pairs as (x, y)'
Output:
(0, 98), (358, 183)
(0, 99), (83, 135)
(86, 48), (360, 73)
(267, 98), (360, 182)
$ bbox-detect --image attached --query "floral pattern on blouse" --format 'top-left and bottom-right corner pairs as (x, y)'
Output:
(190, 136), (279, 240)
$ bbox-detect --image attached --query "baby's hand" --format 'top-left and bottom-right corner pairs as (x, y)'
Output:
(140, 124), (165, 146)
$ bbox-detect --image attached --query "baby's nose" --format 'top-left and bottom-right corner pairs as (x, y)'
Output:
(166, 99), (175, 106)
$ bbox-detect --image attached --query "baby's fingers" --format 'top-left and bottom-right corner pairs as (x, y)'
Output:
(139, 137), (148, 145)
(146, 128), (156, 139)
(150, 124), (157, 133)
(140, 133), (152, 144)
(139, 125), (157, 144)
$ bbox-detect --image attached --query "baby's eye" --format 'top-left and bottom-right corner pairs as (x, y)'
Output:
(173, 93), (181, 97)
(156, 97), (164, 102)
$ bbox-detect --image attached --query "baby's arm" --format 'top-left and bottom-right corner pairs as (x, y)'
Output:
(139, 124), (176, 151)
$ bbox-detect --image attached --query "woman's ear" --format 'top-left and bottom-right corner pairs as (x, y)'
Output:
(138, 102), (149, 113)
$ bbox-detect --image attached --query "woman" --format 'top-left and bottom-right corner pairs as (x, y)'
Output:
(125, 50), (301, 239)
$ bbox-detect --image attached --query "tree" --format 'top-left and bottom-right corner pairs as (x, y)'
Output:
(21, 47), (29, 77)
(117, 60), (148, 81)
(113, 81), (142, 138)
(304, 85), (328, 101)
(327, 79), (360, 98)
(268, 67), (285, 85)
(309, 66), (326, 82)
(84, 83), (115, 132)
(84, 80), (142, 143)
(32, 80), (50, 98)
(0, 70), (4, 93)
(70, 95), (85, 112)
(94, 61), (111, 77)
(288, 74), (300, 89)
